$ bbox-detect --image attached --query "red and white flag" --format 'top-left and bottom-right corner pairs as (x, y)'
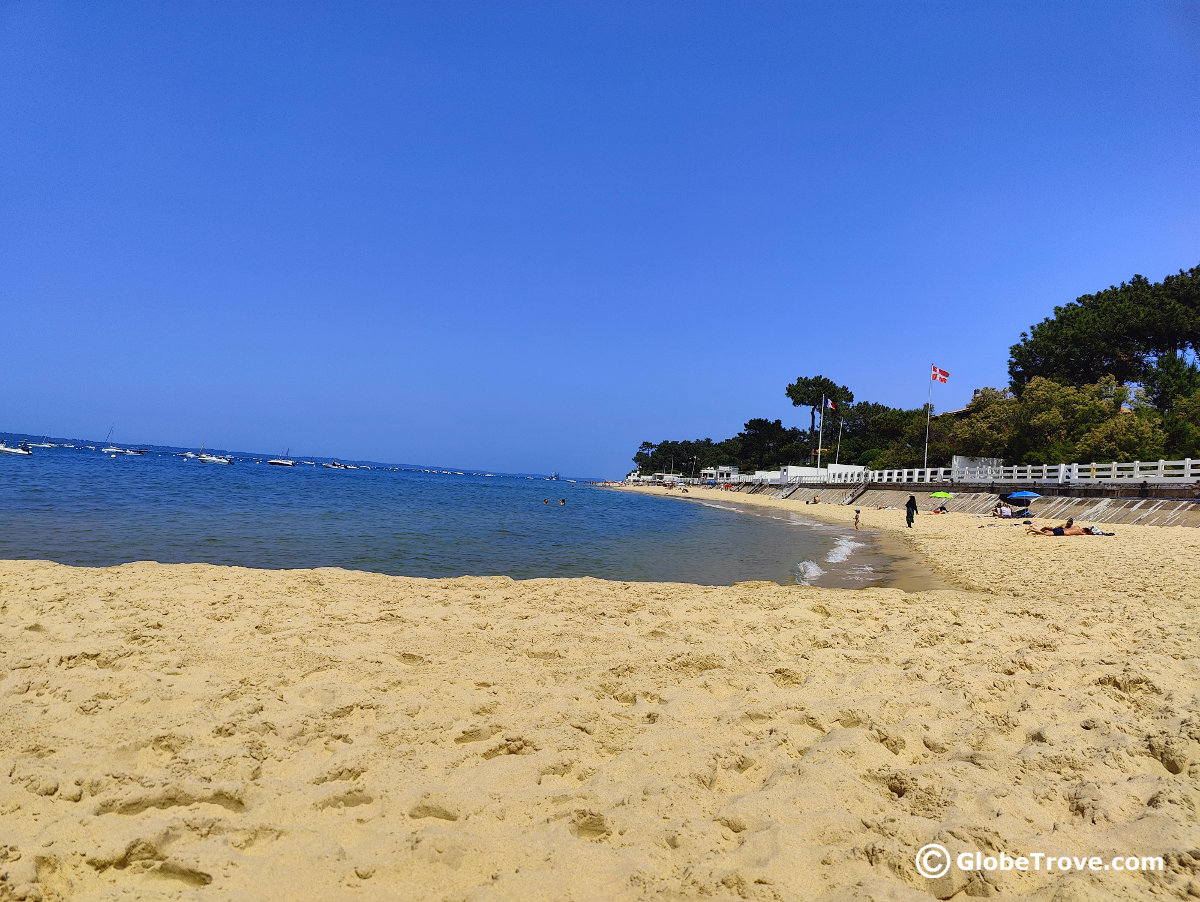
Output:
(931, 365), (949, 384)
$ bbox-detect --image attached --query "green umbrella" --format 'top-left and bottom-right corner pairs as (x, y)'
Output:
(930, 492), (954, 498)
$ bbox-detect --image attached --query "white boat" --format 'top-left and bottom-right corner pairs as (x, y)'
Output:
(268, 448), (296, 466)
(100, 426), (147, 455)
(0, 441), (33, 455)
(196, 445), (232, 464)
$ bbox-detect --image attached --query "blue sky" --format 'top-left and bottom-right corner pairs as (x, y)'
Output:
(2, 2), (1198, 477)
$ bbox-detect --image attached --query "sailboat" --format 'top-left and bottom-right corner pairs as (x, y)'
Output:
(268, 448), (296, 466)
(101, 426), (147, 456)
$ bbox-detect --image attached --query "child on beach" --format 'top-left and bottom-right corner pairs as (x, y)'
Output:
(854, 509), (860, 530)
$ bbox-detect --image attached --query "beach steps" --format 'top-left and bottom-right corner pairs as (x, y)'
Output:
(731, 483), (1200, 526)
(868, 488), (1200, 527)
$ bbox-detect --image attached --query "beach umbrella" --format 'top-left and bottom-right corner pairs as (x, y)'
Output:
(1004, 490), (1041, 515)
(929, 491), (953, 498)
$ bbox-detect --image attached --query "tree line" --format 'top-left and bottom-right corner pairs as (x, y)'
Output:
(632, 264), (1200, 476)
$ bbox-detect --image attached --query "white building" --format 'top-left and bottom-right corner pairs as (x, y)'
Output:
(699, 466), (739, 482)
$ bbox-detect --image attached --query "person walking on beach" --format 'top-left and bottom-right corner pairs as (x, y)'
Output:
(905, 495), (918, 528)
(854, 509), (860, 530)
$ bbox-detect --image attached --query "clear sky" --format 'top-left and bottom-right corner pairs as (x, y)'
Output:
(2, 2), (1198, 477)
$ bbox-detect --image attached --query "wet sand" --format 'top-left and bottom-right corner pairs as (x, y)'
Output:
(690, 495), (952, 592)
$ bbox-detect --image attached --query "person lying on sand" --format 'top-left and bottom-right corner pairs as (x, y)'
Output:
(1026, 518), (1089, 536)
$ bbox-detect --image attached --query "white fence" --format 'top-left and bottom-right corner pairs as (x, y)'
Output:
(788, 458), (1198, 486)
(630, 457), (1198, 488)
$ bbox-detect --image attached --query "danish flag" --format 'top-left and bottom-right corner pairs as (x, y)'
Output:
(931, 365), (949, 384)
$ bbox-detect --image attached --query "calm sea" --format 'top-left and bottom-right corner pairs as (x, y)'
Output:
(0, 438), (891, 587)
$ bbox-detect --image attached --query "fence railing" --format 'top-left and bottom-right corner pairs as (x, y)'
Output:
(782, 458), (1197, 486)
(630, 458), (1197, 488)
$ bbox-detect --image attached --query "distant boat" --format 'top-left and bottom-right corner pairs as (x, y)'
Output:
(100, 426), (146, 456)
(0, 441), (33, 455)
(547, 472), (560, 481)
(268, 448), (296, 466)
(323, 461), (349, 469)
(196, 445), (232, 465)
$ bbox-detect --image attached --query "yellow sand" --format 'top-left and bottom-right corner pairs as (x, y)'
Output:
(1, 498), (1197, 900)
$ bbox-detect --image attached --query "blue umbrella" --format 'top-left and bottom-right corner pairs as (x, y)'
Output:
(1007, 490), (1041, 499)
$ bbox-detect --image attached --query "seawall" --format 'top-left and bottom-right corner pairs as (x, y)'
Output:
(734, 481), (1200, 527)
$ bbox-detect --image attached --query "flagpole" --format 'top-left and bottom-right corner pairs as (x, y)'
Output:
(835, 417), (844, 466)
(817, 395), (825, 469)
(923, 366), (934, 472)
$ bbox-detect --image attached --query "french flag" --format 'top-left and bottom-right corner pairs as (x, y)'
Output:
(826, 398), (836, 410)
(931, 365), (949, 384)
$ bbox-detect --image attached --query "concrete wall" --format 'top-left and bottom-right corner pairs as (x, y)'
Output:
(731, 482), (1200, 527)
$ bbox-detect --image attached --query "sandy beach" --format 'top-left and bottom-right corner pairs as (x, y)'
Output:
(2, 500), (1198, 899)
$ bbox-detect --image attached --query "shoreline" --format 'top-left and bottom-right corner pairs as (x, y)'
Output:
(685, 494), (954, 593)
(607, 483), (1200, 598)
(610, 484), (963, 593)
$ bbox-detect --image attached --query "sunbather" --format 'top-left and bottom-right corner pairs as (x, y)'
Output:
(1026, 518), (1088, 536)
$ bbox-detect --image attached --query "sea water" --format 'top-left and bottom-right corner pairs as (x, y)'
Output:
(0, 440), (889, 588)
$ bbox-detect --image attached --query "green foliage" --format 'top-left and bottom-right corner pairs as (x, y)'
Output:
(1005, 264), (1199, 459)
(1143, 350), (1200, 414)
(1164, 386), (1200, 459)
(1075, 413), (1165, 463)
(632, 438), (727, 477)
(738, 418), (798, 471)
(834, 402), (924, 469)
(946, 388), (1016, 459)
(630, 424), (801, 476)
(785, 375), (854, 460)
(1009, 265), (1200, 393)
(948, 377), (1167, 465)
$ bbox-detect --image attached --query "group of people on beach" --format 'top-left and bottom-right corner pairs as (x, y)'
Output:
(900, 494), (1109, 536)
